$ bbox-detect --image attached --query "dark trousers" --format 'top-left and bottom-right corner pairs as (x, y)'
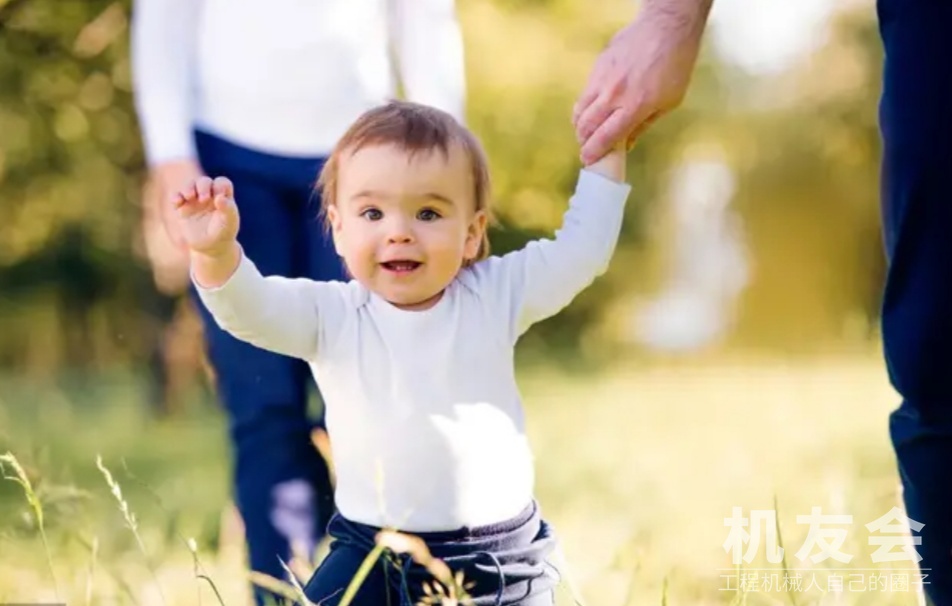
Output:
(192, 130), (345, 604)
(303, 501), (562, 606)
(877, 1), (952, 603)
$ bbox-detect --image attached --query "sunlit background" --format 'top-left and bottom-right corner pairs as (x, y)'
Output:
(1, 0), (920, 604)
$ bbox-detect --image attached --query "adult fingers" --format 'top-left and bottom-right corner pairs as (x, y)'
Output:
(574, 94), (616, 144)
(572, 87), (600, 127)
(580, 105), (641, 165)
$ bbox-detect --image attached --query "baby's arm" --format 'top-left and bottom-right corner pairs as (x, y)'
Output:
(190, 242), (241, 291)
(586, 144), (627, 184)
(479, 145), (631, 340)
(177, 177), (330, 361)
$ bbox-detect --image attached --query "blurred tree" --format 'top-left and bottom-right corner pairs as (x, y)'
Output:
(0, 0), (163, 376)
(722, 4), (886, 352)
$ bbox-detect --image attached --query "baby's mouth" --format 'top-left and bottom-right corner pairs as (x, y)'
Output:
(380, 260), (422, 273)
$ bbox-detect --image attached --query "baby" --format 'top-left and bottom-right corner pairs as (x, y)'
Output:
(176, 100), (629, 605)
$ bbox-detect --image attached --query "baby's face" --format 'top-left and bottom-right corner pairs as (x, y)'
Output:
(328, 143), (486, 310)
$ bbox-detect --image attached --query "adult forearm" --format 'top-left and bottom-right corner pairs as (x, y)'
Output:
(130, 0), (200, 165)
(642, 0), (714, 35)
(573, 0), (714, 163)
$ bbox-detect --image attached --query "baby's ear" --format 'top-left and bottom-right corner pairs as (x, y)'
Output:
(464, 210), (489, 260)
(326, 205), (345, 255)
(326, 205), (341, 229)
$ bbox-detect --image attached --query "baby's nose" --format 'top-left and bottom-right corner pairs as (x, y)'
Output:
(385, 218), (414, 243)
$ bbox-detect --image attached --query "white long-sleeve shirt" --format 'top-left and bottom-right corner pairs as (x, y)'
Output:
(131, 0), (466, 165)
(195, 169), (632, 531)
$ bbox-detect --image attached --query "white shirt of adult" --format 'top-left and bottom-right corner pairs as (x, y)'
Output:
(130, 0), (466, 165)
(195, 169), (632, 531)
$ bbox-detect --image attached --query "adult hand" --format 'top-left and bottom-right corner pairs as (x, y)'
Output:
(151, 159), (205, 250)
(140, 159), (204, 294)
(573, 0), (712, 164)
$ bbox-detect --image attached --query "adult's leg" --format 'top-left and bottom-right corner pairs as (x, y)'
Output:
(877, 2), (952, 603)
(193, 132), (331, 604)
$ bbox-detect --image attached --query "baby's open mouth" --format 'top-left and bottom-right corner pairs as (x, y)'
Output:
(380, 260), (422, 273)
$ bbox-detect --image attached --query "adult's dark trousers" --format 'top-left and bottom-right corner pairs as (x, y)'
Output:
(878, 1), (952, 603)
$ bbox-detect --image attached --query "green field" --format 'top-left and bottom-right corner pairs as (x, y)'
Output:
(0, 354), (925, 605)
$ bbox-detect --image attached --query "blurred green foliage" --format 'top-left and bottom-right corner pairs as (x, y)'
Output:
(0, 0), (886, 378)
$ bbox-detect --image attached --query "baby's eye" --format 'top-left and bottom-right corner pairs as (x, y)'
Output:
(361, 208), (383, 221)
(417, 208), (441, 222)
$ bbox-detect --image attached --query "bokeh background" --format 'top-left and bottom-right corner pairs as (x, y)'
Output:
(0, 0), (921, 604)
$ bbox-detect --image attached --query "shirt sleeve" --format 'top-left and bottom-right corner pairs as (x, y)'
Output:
(193, 251), (349, 362)
(389, 0), (466, 123)
(130, 0), (201, 166)
(470, 169), (632, 343)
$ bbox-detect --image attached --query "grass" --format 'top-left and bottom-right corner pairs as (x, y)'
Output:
(0, 352), (925, 605)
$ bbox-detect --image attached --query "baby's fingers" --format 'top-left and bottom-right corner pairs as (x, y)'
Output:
(173, 180), (197, 209)
(211, 194), (240, 241)
(213, 194), (240, 232)
(174, 189), (202, 217)
(213, 194), (236, 215)
(212, 176), (233, 199)
(173, 191), (191, 211)
(195, 176), (214, 202)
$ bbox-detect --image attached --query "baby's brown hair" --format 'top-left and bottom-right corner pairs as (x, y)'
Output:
(315, 100), (493, 263)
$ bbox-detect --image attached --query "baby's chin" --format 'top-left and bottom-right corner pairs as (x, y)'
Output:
(377, 286), (447, 311)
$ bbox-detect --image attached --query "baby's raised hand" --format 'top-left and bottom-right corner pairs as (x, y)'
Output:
(174, 176), (240, 258)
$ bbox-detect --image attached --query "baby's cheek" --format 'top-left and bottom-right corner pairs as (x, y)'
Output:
(435, 234), (467, 259)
